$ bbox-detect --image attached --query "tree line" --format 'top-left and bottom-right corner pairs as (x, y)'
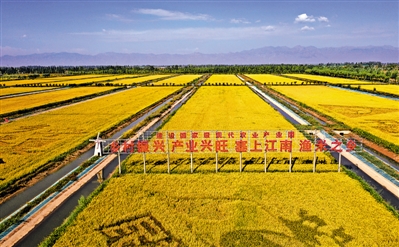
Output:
(1, 62), (398, 83)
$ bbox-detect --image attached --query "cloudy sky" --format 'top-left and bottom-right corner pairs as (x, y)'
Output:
(1, 0), (398, 56)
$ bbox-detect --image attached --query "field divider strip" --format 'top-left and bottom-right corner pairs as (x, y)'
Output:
(4, 86), (131, 122)
(0, 87), (69, 99)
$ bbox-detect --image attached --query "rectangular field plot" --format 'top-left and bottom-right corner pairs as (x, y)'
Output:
(153, 74), (202, 85)
(270, 86), (399, 145)
(162, 86), (303, 130)
(116, 75), (174, 85)
(37, 74), (109, 82)
(1, 74), (109, 86)
(357, 85), (399, 96)
(0, 87), (182, 190)
(52, 173), (399, 247)
(0, 87), (55, 97)
(3, 75), (140, 86)
(0, 86), (117, 115)
(246, 74), (305, 85)
(62, 75), (140, 85)
(123, 86), (334, 172)
(204, 74), (245, 85)
(285, 74), (375, 85)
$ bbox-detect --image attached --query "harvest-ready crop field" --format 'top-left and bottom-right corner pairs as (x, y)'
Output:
(153, 74), (202, 85)
(53, 173), (399, 247)
(51, 83), (399, 246)
(285, 74), (374, 85)
(1, 74), (109, 86)
(2, 73), (398, 247)
(116, 75), (174, 85)
(2, 75), (136, 86)
(270, 85), (399, 145)
(0, 86), (116, 115)
(356, 84), (399, 96)
(125, 86), (335, 174)
(246, 74), (305, 84)
(0, 87), (55, 96)
(204, 74), (245, 85)
(0, 86), (181, 190)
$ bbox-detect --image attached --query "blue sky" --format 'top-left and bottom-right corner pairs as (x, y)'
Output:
(1, 0), (398, 56)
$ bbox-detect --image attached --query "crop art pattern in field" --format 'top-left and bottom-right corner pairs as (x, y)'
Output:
(53, 173), (399, 247)
(0, 87), (181, 190)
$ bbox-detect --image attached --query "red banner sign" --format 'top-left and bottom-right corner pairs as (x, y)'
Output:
(102, 130), (362, 155)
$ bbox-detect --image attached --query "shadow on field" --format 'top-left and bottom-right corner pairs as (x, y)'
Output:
(220, 209), (353, 247)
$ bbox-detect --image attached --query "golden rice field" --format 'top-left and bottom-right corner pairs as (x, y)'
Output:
(246, 74), (305, 84)
(53, 173), (399, 247)
(61, 75), (140, 85)
(357, 85), (399, 96)
(37, 74), (109, 82)
(4, 75), (138, 86)
(125, 86), (335, 173)
(1, 74), (109, 86)
(162, 86), (297, 130)
(116, 75), (174, 85)
(153, 74), (202, 85)
(0, 87), (181, 190)
(204, 74), (245, 85)
(285, 74), (374, 85)
(0, 87), (116, 115)
(270, 86), (399, 144)
(0, 87), (55, 96)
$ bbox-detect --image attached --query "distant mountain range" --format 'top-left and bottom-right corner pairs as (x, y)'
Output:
(1, 46), (398, 66)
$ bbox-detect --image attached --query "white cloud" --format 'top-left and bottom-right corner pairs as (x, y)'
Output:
(301, 26), (315, 31)
(230, 18), (250, 24)
(295, 13), (315, 23)
(261, 25), (275, 31)
(106, 14), (134, 22)
(72, 25), (278, 42)
(134, 8), (212, 21)
(255, 20), (261, 23)
(318, 16), (329, 22)
(22, 34), (27, 38)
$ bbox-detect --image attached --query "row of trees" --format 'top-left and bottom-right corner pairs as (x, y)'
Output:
(1, 62), (398, 82)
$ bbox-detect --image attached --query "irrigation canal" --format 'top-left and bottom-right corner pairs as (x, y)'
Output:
(0, 89), (193, 246)
(1, 84), (399, 246)
(0, 96), (173, 219)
